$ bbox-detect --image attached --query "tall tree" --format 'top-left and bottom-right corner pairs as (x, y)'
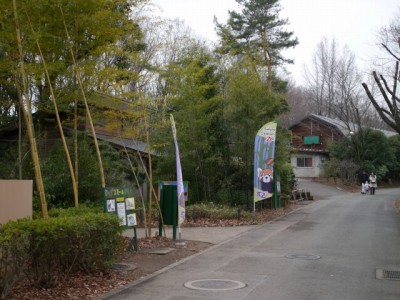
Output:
(329, 128), (395, 182)
(304, 38), (374, 128)
(152, 43), (225, 202)
(1, 0), (147, 207)
(223, 57), (288, 206)
(215, 0), (298, 91)
(304, 38), (339, 117)
(362, 15), (400, 134)
(279, 83), (309, 127)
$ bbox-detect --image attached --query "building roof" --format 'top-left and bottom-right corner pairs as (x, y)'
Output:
(291, 114), (397, 138)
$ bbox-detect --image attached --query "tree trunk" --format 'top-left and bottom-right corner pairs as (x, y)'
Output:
(27, 16), (79, 207)
(13, 0), (48, 218)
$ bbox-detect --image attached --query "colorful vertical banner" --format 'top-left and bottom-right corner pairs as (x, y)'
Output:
(170, 115), (185, 225)
(254, 121), (277, 203)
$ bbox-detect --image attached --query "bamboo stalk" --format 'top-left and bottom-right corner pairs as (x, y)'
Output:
(74, 92), (79, 192)
(18, 97), (22, 179)
(13, 0), (48, 218)
(144, 112), (153, 237)
(119, 138), (148, 237)
(133, 151), (165, 237)
(26, 13), (79, 208)
(59, 5), (106, 189)
(132, 115), (165, 237)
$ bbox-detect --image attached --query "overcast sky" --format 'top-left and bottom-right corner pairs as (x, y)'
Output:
(153, 0), (399, 86)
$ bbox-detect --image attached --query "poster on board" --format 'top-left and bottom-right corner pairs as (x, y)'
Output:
(103, 187), (136, 228)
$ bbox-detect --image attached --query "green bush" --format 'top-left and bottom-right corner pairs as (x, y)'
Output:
(186, 202), (254, 221)
(0, 221), (30, 299)
(40, 135), (130, 209)
(277, 162), (295, 195)
(46, 205), (103, 218)
(0, 213), (122, 294)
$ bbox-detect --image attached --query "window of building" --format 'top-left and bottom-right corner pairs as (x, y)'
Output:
(297, 157), (312, 167)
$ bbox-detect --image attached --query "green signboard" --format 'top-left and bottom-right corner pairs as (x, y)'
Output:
(102, 187), (136, 228)
(303, 135), (320, 145)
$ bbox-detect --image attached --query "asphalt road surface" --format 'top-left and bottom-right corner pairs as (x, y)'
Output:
(102, 187), (400, 300)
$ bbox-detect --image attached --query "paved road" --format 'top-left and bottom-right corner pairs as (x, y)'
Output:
(102, 186), (400, 300)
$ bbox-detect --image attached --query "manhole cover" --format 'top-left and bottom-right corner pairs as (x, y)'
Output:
(285, 254), (321, 260)
(376, 269), (400, 280)
(112, 263), (136, 271)
(184, 279), (246, 291)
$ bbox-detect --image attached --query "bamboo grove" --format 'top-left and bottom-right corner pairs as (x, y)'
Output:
(0, 0), (298, 221)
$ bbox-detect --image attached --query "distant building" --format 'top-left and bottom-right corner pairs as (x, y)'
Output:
(289, 114), (397, 178)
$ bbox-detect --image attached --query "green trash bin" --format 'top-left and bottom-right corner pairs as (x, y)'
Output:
(159, 184), (178, 239)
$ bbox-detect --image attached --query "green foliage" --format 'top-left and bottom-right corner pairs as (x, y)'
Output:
(215, 0), (298, 89)
(0, 222), (30, 299)
(46, 205), (103, 218)
(329, 128), (397, 182)
(387, 135), (400, 179)
(221, 59), (289, 206)
(0, 0), (144, 114)
(152, 47), (292, 208)
(0, 0), (297, 215)
(40, 135), (129, 209)
(186, 203), (254, 221)
(322, 158), (340, 179)
(276, 161), (295, 196)
(0, 213), (122, 291)
(0, 138), (33, 180)
(152, 45), (227, 203)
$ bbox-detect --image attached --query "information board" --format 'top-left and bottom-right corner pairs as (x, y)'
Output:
(102, 187), (136, 227)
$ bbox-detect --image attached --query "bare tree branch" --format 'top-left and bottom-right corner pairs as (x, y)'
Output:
(373, 72), (396, 115)
(381, 43), (400, 61)
(378, 66), (400, 104)
(361, 82), (399, 132)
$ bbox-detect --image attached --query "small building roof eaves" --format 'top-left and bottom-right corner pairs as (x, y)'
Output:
(308, 114), (358, 137)
(94, 134), (158, 156)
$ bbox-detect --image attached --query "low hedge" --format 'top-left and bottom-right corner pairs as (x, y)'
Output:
(0, 213), (122, 296)
(186, 203), (254, 221)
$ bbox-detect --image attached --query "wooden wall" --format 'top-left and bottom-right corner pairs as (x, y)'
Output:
(291, 117), (343, 153)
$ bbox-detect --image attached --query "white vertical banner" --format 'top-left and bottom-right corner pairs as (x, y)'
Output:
(170, 114), (185, 225)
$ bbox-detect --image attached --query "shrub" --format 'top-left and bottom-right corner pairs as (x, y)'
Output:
(46, 205), (103, 218)
(0, 213), (122, 294)
(40, 135), (129, 209)
(277, 162), (295, 195)
(0, 222), (30, 299)
(186, 202), (254, 221)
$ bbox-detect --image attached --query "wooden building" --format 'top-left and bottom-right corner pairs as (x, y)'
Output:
(289, 114), (354, 178)
(289, 114), (397, 178)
